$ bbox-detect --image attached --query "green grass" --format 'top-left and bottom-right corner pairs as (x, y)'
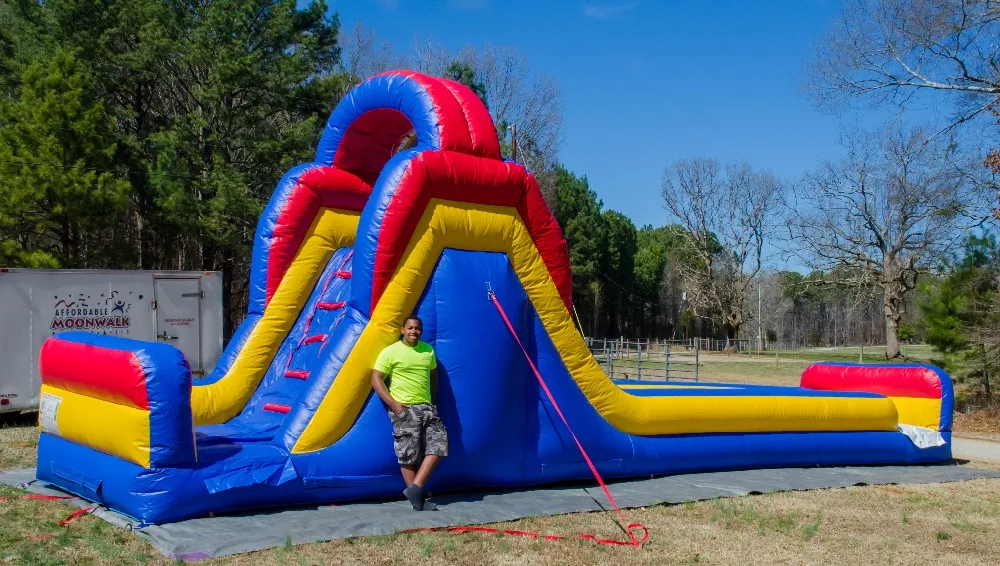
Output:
(800, 512), (822, 540)
(601, 344), (945, 385)
(0, 484), (161, 564)
(762, 344), (939, 363)
(709, 499), (821, 540)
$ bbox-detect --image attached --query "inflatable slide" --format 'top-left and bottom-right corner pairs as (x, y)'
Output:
(34, 71), (954, 524)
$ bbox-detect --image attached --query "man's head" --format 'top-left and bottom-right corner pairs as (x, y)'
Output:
(400, 315), (423, 346)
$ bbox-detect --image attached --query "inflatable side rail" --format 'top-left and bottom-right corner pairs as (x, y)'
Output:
(38, 332), (197, 468)
(801, 362), (954, 431)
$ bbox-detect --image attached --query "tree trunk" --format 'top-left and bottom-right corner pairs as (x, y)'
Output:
(723, 314), (739, 352)
(591, 283), (601, 338)
(884, 285), (903, 359)
(60, 220), (73, 267)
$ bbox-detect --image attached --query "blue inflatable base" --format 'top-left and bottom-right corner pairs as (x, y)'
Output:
(37, 427), (950, 524)
(36, 251), (953, 524)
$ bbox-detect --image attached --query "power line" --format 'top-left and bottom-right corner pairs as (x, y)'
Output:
(594, 268), (660, 310)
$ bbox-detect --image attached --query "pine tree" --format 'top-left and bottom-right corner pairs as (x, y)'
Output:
(0, 49), (129, 267)
(920, 234), (1000, 397)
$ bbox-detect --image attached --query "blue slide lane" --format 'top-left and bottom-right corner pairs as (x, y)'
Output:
(35, 250), (950, 523)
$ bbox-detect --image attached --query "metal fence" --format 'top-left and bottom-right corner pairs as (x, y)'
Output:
(684, 338), (751, 352)
(585, 338), (699, 381)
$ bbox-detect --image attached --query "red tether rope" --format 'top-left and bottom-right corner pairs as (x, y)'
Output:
(487, 291), (648, 548)
(59, 506), (97, 526)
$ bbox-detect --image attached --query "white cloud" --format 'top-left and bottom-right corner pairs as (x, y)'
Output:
(582, 1), (641, 19)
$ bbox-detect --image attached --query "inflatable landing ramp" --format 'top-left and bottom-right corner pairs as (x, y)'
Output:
(34, 72), (954, 524)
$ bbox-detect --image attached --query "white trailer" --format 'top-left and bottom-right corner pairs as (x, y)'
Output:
(0, 269), (224, 413)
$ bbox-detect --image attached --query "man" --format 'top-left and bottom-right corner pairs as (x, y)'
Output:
(370, 315), (448, 511)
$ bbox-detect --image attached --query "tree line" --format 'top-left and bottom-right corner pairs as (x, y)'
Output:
(1, 1), (999, 391)
(1, 0), (350, 338)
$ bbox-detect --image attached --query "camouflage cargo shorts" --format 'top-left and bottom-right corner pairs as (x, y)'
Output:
(388, 403), (449, 466)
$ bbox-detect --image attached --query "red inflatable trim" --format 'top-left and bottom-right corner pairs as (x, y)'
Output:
(333, 108), (413, 186)
(332, 72), (501, 186)
(369, 150), (573, 313)
(801, 364), (942, 399)
(375, 71), (500, 160)
(39, 338), (149, 410)
(265, 166), (371, 305)
(435, 77), (502, 160)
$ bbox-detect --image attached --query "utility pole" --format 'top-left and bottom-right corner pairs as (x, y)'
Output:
(509, 123), (518, 162)
(682, 291), (688, 343)
(756, 282), (762, 353)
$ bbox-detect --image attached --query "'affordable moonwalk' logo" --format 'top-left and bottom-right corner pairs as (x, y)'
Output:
(50, 290), (143, 335)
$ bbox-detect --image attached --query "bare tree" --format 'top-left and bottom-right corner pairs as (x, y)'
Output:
(787, 124), (984, 358)
(807, 0), (1000, 130)
(661, 159), (783, 344)
(411, 41), (562, 157)
(756, 271), (794, 349)
(340, 23), (407, 79)
(464, 45), (562, 167)
(987, 104), (1000, 216)
(410, 41), (564, 199)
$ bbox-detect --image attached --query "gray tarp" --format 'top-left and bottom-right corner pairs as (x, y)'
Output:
(3, 465), (999, 561)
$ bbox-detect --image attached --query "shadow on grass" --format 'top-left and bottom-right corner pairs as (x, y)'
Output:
(0, 411), (36, 429)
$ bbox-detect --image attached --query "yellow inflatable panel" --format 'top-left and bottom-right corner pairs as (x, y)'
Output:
(192, 208), (360, 425)
(40, 385), (151, 468)
(890, 397), (943, 430)
(292, 201), (898, 453)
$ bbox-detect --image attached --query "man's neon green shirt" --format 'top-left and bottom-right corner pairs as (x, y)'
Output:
(374, 340), (437, 405)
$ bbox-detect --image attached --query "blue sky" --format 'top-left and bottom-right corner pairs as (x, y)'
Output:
(327, 1), (913, 229)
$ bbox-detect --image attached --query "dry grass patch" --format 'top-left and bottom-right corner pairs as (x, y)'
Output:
(698, 359), (808, 387)
(0, 413), (39, 470)
(952, 407), (1000, 443)
(3, 476), (999, 566)
(215, 476), (1000, 566)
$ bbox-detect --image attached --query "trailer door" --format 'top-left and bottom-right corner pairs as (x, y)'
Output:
(154, 278), (204, 375)
(0, 272), (35, 412)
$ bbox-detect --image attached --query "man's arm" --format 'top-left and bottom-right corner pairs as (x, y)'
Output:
(430, 367), (438, 403)
(371, 369), (404, 416)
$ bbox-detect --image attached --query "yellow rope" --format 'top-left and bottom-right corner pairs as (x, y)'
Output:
(571, 302), (586, 337)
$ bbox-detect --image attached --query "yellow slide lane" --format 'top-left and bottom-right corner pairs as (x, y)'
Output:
(291, 201), (898, 453)
(192, 208), (360, 425)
